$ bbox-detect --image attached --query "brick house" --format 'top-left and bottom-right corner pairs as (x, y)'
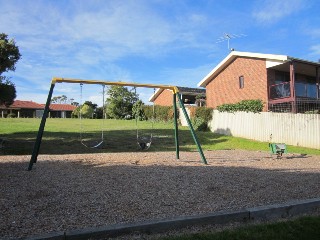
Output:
(0, 100), (44, 118)
(0, 100), (76, 118)
(198, 51), (320, 113)
(149, 87), (206, 106)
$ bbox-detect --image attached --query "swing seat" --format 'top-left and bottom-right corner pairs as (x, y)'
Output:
(138, 142), (151, 150)
(81, 140), (104, 149)
(137, 136), (152, 150)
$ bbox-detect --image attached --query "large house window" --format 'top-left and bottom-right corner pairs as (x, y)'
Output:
(295, 75), (317, 98)
(239, 76), (244, 89)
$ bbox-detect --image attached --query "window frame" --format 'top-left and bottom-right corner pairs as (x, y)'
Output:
(239, 75), (244, 89)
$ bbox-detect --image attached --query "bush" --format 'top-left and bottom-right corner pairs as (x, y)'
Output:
(217, 99), (263, 113)
(7, 113), (16, 118)
(132, 100), (146, 121)
(192, 117), (209, 131)
(142, 105), (174, 122)
(195, 107), (213, 122)
(189, 107), (213, 131)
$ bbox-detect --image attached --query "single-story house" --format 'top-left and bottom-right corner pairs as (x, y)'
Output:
(0, 100), (76, 118)
(0, 100), (44, 118)
(198, 51), (320, 113)
(149, 87), (206, 106)
(46, 104), (76, 118)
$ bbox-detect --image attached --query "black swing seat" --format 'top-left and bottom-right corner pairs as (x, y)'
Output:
(137, 136), (152, 150)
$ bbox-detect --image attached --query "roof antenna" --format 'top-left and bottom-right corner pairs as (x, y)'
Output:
(216, 33), (246, 51)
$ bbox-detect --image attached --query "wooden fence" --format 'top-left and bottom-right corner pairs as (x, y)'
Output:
(209, 110), (320, 149)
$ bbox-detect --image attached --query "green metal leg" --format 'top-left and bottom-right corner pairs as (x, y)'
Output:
(173, 93), (179, 159)
(177, 93), (207, 164)
(28, 83), (55, 170)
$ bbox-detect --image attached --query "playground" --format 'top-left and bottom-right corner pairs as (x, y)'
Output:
(1, 150), (320, 239)
(1, 78), (320, 239)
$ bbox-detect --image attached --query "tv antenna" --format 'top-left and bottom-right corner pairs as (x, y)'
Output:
(216, 33), (246, 51)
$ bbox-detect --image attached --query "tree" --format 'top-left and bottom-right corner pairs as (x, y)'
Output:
(0, 33), (21, 75)
(51, 95), (68, 104)
(71, 101), (79, 106)
(71, 106), (80, 118)
(0, 33), (21, 106)
(84, 101), (97, 110)
(95, 106), (104, 119)
(0, 78), (16, 107)
(80, 104), (94, 118)
(195, 94), (206, 107)
(106, 86), (139, 119)
(60, 95), (67, 103)
(132, 100), (146, 121)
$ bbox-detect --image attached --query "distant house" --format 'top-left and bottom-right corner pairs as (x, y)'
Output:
(0, 100), (76, 118)
(198, 51), (320, 113)
(0, 100), (44, 118)
(149, 87), (206, 106)
(47, 104), (76, 118)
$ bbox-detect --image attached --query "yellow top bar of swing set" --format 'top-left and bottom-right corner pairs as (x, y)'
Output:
(51, 77), (180, 94)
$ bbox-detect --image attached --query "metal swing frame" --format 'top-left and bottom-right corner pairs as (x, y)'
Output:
(28, 77), (208, 170)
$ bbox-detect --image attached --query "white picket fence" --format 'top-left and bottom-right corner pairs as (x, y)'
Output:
(209, 110), (320, 149)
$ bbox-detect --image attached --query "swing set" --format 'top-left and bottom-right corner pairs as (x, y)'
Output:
(28, 77), (208, 170)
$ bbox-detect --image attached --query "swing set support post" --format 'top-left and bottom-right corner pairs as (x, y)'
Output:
(177, 93), (208, 165)
(28, 82), (56, 171)
(173, 93), (179, 159)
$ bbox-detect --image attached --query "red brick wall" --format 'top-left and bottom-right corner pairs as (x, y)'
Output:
(206, 57), (268, 111)
(154, 89), (173, 106)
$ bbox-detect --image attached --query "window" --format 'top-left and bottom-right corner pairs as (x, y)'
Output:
(275, 71), (290, 84)
(239, 76), (244, 89)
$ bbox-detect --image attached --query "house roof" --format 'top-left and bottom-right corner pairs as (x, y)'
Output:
(0, 100), (44, 109)
(47, 104), (76, 111)
(197, 51), (289, 87)
(149, 86), (206, 102)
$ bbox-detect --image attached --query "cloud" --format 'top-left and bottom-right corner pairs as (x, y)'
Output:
(0, 0), (229, 104)
(310, 44), (320, 56)
(157, 64), (214, 88)
(252, 0), (305, 24)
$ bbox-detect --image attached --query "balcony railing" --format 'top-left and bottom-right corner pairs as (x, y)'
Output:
(269, 82), (291, 100)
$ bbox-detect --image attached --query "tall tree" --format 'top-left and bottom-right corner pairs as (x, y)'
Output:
(84, 101), (97, 110)
(0, 33), (21, 106)
(106, 86), (139, 119)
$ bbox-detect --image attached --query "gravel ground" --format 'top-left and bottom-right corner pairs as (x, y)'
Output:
(1, 150), (320, 239)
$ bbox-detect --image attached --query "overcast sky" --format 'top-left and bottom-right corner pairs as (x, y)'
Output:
(1, 0), (319, 105)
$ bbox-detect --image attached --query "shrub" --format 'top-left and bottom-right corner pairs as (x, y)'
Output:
(7, 113), (16, 118)
(190, 107), (213, 131)
(132, 100), (146, 121)
(192, 117), (209, 131)
(195, 107), (213, 122)
(142, 105), (174, 122)
(217, 99), (263, 113)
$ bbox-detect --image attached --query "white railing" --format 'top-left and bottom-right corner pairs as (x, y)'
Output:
(209, 110), (320, 149)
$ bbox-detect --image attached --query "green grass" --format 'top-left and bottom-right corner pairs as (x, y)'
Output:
(0, 118), (319, 155)
(159, 216), (320, 240)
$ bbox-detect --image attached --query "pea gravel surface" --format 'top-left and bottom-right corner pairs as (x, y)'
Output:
(1, 150), (320, 239)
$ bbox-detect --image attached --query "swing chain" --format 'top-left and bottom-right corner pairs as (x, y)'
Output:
(79, 83), (105, 148)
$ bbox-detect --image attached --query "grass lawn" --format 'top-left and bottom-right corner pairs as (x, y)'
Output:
(0, 118), (319, 155)
(159, 216), (320, 240)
